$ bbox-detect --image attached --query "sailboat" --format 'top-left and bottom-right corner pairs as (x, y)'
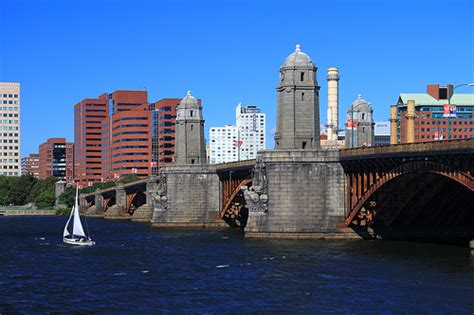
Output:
(63, 187), (95, 246)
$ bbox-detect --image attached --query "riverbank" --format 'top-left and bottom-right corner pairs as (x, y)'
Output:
(0, 209), (57, 216)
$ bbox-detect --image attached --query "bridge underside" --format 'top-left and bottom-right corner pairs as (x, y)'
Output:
(352, 173), (474, 244)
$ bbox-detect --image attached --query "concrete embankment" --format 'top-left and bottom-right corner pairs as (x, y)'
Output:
(0, 209), (57, 216)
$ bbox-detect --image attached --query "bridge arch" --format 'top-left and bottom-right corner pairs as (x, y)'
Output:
(103, 195), (116, 212)
(346, 160), (473, 226)
(221, 179), (252, 227)
(127, 191), (147, 215)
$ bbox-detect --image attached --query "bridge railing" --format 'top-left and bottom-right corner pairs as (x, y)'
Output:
(215, 159), (256, 171)
(82, 178), (149, 198)
(340, 139), (473, 158)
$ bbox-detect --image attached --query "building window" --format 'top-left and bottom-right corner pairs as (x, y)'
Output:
(301, 72), (305, 81)
(301, 93), (305, 101)
(190, 110), (193, 117)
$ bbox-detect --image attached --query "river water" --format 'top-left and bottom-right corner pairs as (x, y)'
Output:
(0, 216), (473, 313)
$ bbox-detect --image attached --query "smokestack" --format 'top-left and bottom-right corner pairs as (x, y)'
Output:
(327, 67), (339, 144)
(390, 105), (398, 145)
(406, 100), (416, 143)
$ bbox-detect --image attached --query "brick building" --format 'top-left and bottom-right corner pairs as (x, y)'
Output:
(39, 138), (74, 181)
(21, 153), (40, 178)
(392, 84), (474, 144)
(74, 97), (109, 187)
(75, 90), (153, 186)
(100, 91), (150, 181)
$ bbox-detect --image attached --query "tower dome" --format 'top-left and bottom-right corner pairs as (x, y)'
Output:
(179, 91), (199, 108)
(283, 44), (313, 67)
(348, 94), (372, 113)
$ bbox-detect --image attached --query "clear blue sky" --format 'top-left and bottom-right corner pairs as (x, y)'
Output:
(1, 0), (473, 156)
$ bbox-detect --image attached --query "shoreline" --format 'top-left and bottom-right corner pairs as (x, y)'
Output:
(0, 209), (57, 216)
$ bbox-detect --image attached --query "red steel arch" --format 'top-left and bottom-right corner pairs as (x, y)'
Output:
(220, 179), (252, 219)
(345, 161), (473, 226)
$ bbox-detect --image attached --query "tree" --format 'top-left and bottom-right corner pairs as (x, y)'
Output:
(34, 190), (55, 209)
(0, 176), (10, 205)
(121, 174), (140, 184)
(6, 176), (36, 205)
(59, 186), (75, 208)
(27, 177), (57, 204)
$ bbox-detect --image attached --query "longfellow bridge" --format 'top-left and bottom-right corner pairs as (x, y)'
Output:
(80, 139), (473, 242)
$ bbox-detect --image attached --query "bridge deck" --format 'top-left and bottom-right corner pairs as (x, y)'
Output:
(340, 139), (473, 160)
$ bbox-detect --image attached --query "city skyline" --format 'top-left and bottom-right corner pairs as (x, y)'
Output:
(1, 0), (473, 156)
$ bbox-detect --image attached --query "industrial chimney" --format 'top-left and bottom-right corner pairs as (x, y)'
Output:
(327, 67), (339, 145)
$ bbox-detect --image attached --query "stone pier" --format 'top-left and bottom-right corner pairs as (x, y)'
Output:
(151, 165), (224, 228)
(104, 183), (128, 219)
(244, 150), (358, 239)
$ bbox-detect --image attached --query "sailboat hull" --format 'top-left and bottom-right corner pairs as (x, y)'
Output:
(63, 237), (95, 246)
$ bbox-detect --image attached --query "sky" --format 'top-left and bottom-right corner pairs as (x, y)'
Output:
(1, 0), (473, 156)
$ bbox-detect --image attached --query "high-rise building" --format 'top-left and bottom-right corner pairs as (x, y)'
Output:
(74, 97), (109, 187)
(0, 82), (21, 176)
(149, 98), (180, 174)
(209, 125), (239, 164)
(39, 138), (74, 181)
(110, 104), (151, 179)
(391, 84), (474, 144)
(345, 95), (374, 148)
(74, 90), (152, 186)
(236, 103), (265, 160)
(21, 153), (40, 178)
(374, 121), (390, 146)
(100, 90), (149, 181)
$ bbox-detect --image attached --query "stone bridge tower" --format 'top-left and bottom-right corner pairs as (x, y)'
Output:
(175, 91), (207, 165)
(275, 44), (321, 150)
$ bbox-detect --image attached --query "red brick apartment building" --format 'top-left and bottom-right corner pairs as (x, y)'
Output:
(393, 84), (474, 144)
(39, 138), (74, 181)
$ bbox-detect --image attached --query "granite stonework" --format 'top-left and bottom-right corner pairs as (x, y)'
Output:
(244, 149), (359, 239)
(151, 165), (225, 228)
(131, 176), (158, 222)
(104, 184), (129, 219)
(275, 45), (320, 150)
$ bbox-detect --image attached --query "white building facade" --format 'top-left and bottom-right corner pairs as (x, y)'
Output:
(236, 104), (265, 160)
(209, 125), (239, 164)
(209, 104), (266, 164)
(0, 82), (21, 176)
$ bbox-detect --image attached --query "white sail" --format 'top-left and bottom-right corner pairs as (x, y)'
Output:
(63, 205), (74, 237)
(72, 187), (86, 237)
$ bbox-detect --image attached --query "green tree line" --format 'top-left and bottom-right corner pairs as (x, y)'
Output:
(0, 175), (57, 209)
(0, 174), (142, 209)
